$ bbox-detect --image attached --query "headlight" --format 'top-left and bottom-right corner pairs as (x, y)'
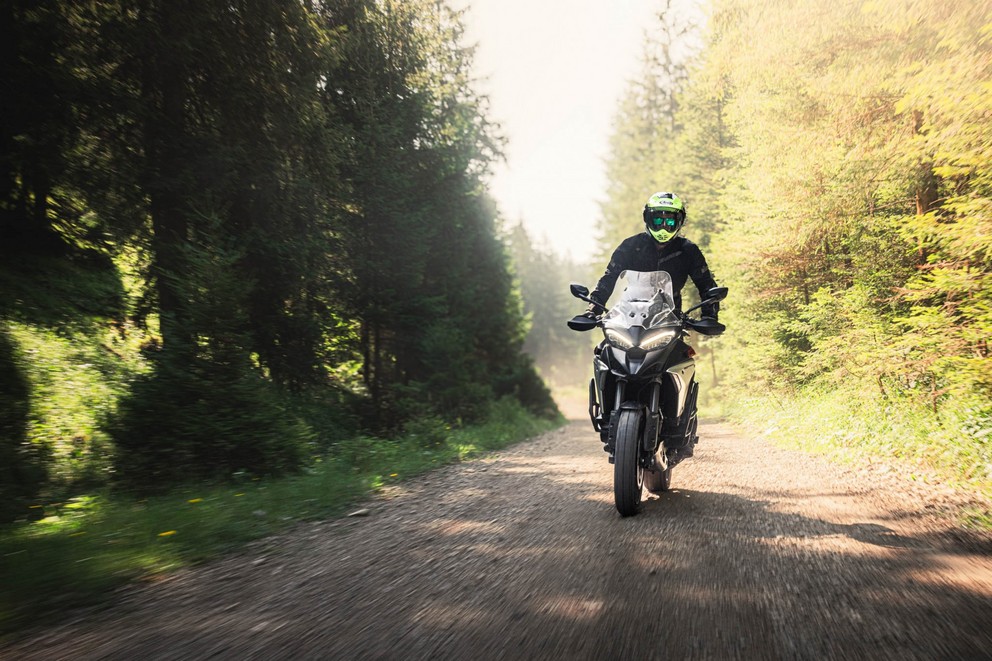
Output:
(640, 329), (677, 351)
(605, 328), (634, 349)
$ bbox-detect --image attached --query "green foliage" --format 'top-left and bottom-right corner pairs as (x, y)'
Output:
(496, 356), (562, 420)
(595, 0), (699, 260)
(0, 397), (561, 634)
(109, 357), (314, 489)
(7, 323), (127, 486)
(0, 251), (124, 329)
(598, 0), (991, 477)
(505, 222), (591, 389)
(732, 389), (991, 497)
(0, 244), (138, 517)
(109, 218), (314, 487)
(1, 0), (555, 498)
(697, 0), (991, 419)
(402, 415), (451, 450)
(0, 324), (42, 523)
(321, 1), (540, 426)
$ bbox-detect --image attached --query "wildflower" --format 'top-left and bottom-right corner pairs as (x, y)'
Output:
(188, 498), (203, 504)
(158, 530), (177, 537)
(390, 473), (398, 477)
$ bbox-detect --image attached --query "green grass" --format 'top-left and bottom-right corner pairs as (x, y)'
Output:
(0, 398), (563, 637)
(728, 388), (992, 526)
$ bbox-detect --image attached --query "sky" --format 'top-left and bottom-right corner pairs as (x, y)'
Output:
(457, 0), (671, 263)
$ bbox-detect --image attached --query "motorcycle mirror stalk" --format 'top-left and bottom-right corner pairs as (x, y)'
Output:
(569, 283), (608, 312)
(682, 286), (729, 316)
(567, 283), (607, 332)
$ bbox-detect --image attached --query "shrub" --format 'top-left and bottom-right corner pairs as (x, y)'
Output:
(109, 351), (312, 490)
(0, 325), (45, 522)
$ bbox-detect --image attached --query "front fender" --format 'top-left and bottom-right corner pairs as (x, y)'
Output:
(615, 402), (659, 454)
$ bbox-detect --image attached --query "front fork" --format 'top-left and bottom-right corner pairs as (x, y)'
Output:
(591, 355), (697, 469)
(596, 379), (668, 472)
(643, 381), (668, 472)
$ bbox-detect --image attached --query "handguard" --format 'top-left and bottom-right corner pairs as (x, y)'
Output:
(567, 314), (599, 331)
(684, 317), (725, 336)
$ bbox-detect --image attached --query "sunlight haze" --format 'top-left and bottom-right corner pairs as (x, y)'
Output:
(460, 0), (686, 263)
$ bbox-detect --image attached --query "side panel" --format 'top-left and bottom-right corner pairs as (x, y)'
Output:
(665, 360), (696, 419)
(593, 356), (609, 416)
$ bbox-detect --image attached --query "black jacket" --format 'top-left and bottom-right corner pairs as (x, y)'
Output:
(590, 233), (719, 317)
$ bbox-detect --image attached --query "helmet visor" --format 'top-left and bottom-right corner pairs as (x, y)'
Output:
(646, 209), (680, 232)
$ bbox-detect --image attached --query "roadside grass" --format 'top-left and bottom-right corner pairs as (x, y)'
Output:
(0, 399), (563, 637)
(729, 389), (992, 528)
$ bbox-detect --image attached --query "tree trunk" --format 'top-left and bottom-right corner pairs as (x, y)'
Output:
(912, 110), (939, 261)
(142, 0), (190, 353)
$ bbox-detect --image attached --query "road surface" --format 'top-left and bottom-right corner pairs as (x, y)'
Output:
(5, 420), (992, 659)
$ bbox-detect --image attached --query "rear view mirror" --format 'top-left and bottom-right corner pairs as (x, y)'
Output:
(570, 283), (590, 299)
(569, 283), (607, 313)
(705, 286), (728, 302)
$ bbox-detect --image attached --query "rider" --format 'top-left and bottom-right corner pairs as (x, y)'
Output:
(586, 192), (719, 319)
(581, 191), (721, 454)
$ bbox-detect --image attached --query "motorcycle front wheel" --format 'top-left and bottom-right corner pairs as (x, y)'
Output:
(613, 409), (644, 516)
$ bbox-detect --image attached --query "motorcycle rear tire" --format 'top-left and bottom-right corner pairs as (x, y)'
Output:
(614, 409), (644, 516)
(644, 466), (672, 493)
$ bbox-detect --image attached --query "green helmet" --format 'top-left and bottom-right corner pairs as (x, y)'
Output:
(643, 192), (686, 243)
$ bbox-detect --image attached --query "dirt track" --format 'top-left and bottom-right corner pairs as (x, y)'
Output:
(5, 419), (992, 660)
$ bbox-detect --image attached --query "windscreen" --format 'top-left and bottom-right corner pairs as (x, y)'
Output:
(603, 270), (679, 331)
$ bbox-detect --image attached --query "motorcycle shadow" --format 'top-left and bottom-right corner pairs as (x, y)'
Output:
(634, 488), (922, 551)
(638, 487), (707, 514)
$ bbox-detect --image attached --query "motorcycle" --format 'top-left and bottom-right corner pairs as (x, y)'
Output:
(567, 270), (727, 516)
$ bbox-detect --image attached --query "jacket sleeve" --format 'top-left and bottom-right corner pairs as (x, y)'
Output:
(687, 244), (720, 319)
(589, 242), (629, 308)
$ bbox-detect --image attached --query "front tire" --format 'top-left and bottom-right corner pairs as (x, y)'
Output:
(614, 409), (644, 516)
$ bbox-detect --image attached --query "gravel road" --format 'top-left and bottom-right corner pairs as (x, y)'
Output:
(5, 419), (992, 660)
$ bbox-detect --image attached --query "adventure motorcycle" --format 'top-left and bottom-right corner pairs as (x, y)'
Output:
(567, 271), (727, 516)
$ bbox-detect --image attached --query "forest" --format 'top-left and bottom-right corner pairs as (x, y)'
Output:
(3, 0), (990, 534)
(2, 0), (990, 636)
(0, 0), (562, 523)
(598, 0), (990, 492)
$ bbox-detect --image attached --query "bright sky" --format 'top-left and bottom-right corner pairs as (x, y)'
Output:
(458, 0), (672, 263)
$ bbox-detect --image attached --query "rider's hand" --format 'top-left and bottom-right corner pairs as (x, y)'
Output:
(581, 307), (598, 320)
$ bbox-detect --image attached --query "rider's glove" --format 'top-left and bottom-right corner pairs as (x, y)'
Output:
(700, 302), (719, 321)
(581, 305), (600, 320)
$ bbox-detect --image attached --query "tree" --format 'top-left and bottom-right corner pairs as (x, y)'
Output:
(687, 0), (991, 425)
(2, 0), (558, 493)
(595, 0), (698, 263)
(506, 221), (590, 388)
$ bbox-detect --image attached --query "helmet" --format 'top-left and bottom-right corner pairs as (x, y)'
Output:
(643, 192), (686, 243)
